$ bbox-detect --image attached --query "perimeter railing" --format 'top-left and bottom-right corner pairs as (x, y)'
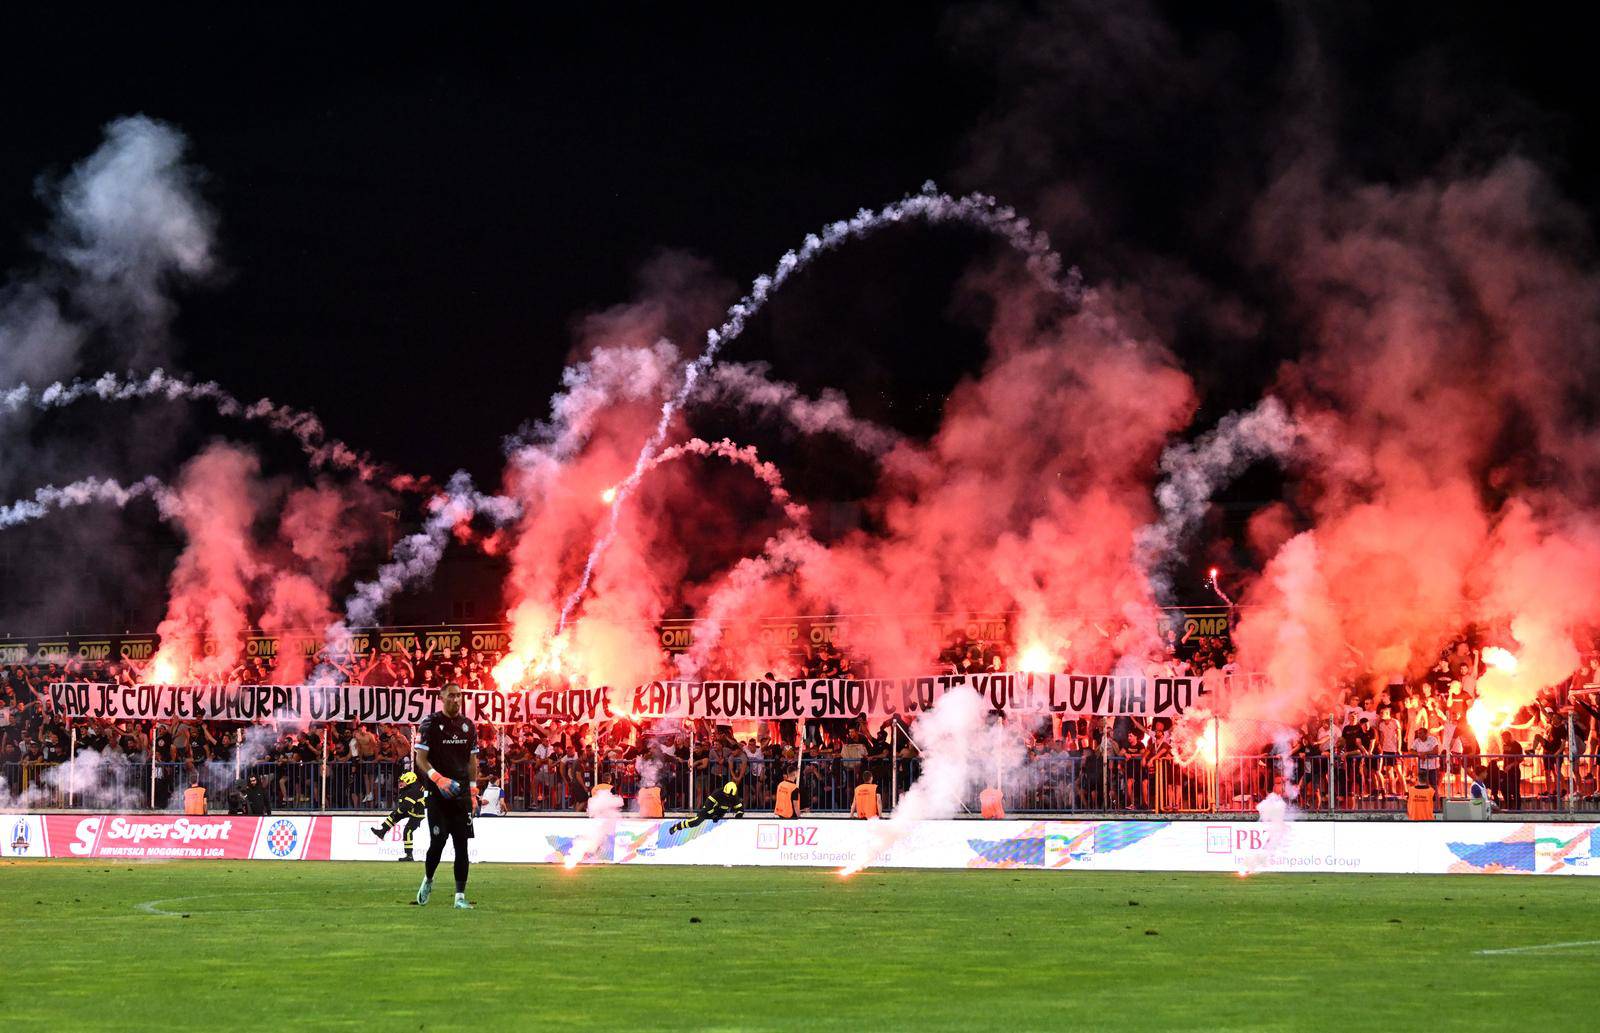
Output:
(6, 752), (1597, 816)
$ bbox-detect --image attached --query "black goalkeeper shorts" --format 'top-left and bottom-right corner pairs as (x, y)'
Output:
(426, 794), (476, 840)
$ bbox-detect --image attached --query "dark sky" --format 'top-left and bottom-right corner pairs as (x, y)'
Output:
(3, 5), (1597, 483)
(1, 9), (997, 484)
(2, 4), (1597, 631)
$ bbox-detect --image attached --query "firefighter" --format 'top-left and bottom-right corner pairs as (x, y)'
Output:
(667, 780), (744, 834)
(370, 770), (428, 861)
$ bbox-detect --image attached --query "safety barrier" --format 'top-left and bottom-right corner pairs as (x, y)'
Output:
(7, 753), (1598, 816)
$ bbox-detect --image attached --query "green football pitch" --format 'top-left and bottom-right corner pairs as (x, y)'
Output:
(3, 860), (1595, 1032)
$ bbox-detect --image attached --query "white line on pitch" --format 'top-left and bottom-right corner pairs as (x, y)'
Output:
(1475, 940), (1600, 956)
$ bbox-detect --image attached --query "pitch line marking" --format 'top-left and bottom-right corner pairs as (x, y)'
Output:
(136, 895), (211, 916)
(134, 893), (391, 917)
(1475, 940), (1600, 956)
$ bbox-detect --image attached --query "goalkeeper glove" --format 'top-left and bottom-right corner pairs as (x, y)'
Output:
(429, 771), (463, 799)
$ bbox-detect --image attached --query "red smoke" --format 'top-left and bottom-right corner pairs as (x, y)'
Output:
(147, 444), (381, 685)
(1232, 155), (1600, 721)
(149, 443), (265, 682)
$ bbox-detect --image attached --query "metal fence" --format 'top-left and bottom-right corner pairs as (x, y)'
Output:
(6, 751), (1598, 816)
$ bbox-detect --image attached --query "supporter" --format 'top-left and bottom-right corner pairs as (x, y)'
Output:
(1412, 725), (1442, 794)
(1374, 705), (1403, 798)
(1530, 709), (1566, 802)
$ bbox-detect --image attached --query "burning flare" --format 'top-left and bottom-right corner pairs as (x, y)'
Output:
(1017, 643), (1055, 674)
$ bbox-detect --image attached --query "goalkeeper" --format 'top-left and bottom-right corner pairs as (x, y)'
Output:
(412, 683), (479, 909)
(668, 780), (744, 834)
(370, 770), (427, 861)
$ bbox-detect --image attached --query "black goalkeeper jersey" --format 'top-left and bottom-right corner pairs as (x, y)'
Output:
(416, 711), (478, 796)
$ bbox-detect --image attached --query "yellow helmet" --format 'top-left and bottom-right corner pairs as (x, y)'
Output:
(399, 771), (418, 787)
(723, 781), (738, 796)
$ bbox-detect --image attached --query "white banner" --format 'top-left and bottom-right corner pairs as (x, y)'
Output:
(45, 671), (1217, 725)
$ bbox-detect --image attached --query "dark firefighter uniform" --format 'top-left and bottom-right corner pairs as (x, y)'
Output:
(370, 771), (427, 861)
(668, 781), (745, 834)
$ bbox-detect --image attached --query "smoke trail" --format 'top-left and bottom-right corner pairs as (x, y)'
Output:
(840, 689), (1025, 875)
(0, 475), (179, 529)
(644, 437), (809, 527)
(503, 341), (683, 465)
(3, 370), (421, 489)
(695, 361), (902, 455)
(328, 472), (520, 649)
(1135, 396), (1298, 592)
(559, 183), (1084, 631)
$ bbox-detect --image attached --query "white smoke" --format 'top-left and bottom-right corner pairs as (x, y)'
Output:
(47, 114), (216, 339)
(634, 756), (663, 791)
(504, 341), (682, 464)
(646, 437), (809, 528)
(327, 472), (520, 652)
(6, 746), (149, 812)
(565, 785), (623, 868)
(0, 114), (214, 392)
(0, 475), (180, 529)
(3, 370), (413, 487)
(1136, 396), (1298, 592)
(840, 689), (1026, 874)
(1237, 733), (1300, 876)
(695, 361), (902, 455)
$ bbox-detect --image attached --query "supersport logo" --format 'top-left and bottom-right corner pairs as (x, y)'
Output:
(69, 817), (236, 853)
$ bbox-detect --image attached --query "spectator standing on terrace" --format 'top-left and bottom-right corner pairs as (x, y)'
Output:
(1412, 726), (1441, 794)
(353, 723), (381, 803)
(1531, 710), (1566, 801)
(1122, 730), (1148, 809)
(1375, 705), (1403, 798)
(839, 729), (867, 783)
(363, 650), (406, 687)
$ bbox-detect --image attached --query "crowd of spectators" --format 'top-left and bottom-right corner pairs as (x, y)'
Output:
(2, 625), (1596, 815)
(1281, 638), (1600, 810)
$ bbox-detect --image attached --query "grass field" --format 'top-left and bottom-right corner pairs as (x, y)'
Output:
(3, 860), (1595, 1032)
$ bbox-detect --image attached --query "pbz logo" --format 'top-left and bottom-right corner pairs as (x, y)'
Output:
(757, 824), (820, 850)
(266, 819), (299, 857)
(1235, 829), (1272, 851)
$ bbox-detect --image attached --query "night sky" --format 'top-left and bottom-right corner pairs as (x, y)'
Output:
(2, 3), (1597, 633)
